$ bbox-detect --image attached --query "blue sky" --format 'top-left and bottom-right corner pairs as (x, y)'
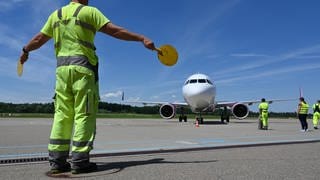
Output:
(1, 0), (319, 112)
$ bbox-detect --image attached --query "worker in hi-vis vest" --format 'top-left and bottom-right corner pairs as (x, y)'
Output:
(297, 97), (309, 132)
(312, 100), (320, 129)
(259, 98), (269, 130)
(19, 0), (156, 174)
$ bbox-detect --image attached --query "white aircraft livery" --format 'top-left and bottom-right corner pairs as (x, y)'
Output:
(133, 73), (293, 124)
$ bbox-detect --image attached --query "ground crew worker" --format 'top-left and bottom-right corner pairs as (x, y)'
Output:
(297, 97), (309, 132)
(19, 0), (156, 174)
(220, 107), (230, 124)
(312, 100), (320, 129)
(258, 98), (269, 130)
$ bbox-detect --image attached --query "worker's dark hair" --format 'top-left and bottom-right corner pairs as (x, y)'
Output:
(300, 97), (305, 102)
(261, 98), (266, 102)
(318, 100), (320, 103)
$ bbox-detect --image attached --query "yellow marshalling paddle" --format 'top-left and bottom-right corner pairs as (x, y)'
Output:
(17, 60), (23, 77)
(155, 44), (178, 66)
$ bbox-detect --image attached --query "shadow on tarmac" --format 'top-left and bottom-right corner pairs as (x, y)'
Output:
(231, 121), (256, 124)
(199, 120), (256, 125)
(201, 121), (226, 125)
(46, 158), (218, 178)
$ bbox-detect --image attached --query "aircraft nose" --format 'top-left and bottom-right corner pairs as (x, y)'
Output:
(187, 85), (214, 97)
(183, 85), (215, 109)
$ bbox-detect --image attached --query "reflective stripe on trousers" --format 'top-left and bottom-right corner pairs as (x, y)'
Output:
(49, 59), (99, 164)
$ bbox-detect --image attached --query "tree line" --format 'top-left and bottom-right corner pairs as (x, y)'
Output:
(0, 102), (298, 117)
(0, 102), (160, 114)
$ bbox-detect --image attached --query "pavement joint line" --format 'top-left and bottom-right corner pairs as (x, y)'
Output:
(1, 138), (319, 165)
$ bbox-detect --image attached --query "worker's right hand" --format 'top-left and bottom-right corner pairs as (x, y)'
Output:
(19, 52), (29, 64)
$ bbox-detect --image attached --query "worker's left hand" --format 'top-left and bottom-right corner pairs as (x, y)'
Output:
(142, 37), (156, 51)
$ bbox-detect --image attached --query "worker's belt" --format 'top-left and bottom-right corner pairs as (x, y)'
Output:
(57, 55), (98, 82)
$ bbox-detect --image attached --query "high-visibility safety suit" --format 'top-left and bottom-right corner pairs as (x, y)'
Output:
(313, 103), (320, 128)
(40, 2), (109, 166)
(259, 102), (269, 129)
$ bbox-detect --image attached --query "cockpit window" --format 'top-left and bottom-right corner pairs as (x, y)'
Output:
(189, 79), (197, 84)
(198, 79), (206, 83)
(185, 78), (213, 85)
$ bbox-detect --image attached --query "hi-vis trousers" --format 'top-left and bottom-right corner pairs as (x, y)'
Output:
(313, 112), (320, 128)
(260, 112), (268, 127)
(48, 65), (99, 166)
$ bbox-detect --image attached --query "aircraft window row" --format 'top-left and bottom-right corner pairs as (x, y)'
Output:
(184, 79), (213, 85)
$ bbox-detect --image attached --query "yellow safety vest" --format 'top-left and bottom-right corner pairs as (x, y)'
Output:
(41, 2), (109, 65)
(313, 103), (320, 113)
(299, 102), (309, 114)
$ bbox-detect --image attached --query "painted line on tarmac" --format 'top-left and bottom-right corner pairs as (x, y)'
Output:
(1, 136), (320, 165)
(0, 152), (47, 159)
(0, 145), (47, 149)
(91, 138), (320, 158)
(0, 133), (314, 151)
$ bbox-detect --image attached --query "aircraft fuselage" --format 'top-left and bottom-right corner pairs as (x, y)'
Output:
(182, 74), (216, 112)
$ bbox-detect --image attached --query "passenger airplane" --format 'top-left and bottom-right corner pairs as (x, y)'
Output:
(131, 73), (293, 124)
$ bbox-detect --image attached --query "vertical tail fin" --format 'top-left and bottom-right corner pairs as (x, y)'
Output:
(299, 87), (303, 98)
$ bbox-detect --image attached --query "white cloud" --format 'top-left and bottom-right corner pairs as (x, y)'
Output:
(0, 23), (25, 50)
(101, 90), (123, 99)
(216, 63), (320, 85)
(293, 55), (320, 59)
(0, 0), (27, 12)
(127, 97), (141, 102)
(230, 53), (269, 58)
(214, 44), (320, 78)
(151, 95), (160, 100)
(29, 0), (63, 28)
(0, 21), (56, 84)
(177, 0), (241, 62)
(0, 57), (17, 76)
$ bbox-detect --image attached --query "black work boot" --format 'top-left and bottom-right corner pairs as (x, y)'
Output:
(50, 162), (71, 174)
(71, 162), (97, 174)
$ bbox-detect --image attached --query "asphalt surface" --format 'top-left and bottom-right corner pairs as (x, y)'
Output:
(0, 117), (319, 179)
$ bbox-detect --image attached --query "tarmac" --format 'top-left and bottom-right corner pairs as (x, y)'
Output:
(0, 117), (319, 179)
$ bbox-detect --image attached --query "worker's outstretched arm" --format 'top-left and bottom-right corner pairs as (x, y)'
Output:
(20, 32), (51, 64)
(99, 22), (156, 51)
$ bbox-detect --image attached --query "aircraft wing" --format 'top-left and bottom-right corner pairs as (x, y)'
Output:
(216, 98), (297, 108)
(126, 101), (188, 107)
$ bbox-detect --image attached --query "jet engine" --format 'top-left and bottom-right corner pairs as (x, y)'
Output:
(159, 104), (176, 119)
(231, 103), (249, 119)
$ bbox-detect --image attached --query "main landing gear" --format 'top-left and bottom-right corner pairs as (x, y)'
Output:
(178, 107), (187, 122)
(221, 115), (230, 124)
(179, 115), (187, 122)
